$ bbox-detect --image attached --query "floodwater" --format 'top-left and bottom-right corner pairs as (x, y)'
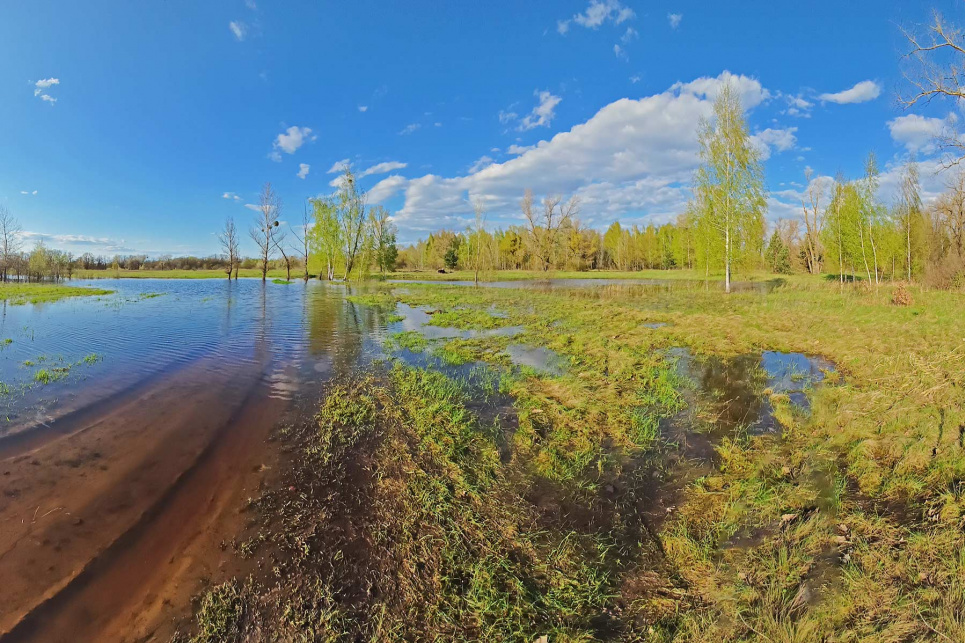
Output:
(0, 278), (395, 642)
(0, 277), (831, 642)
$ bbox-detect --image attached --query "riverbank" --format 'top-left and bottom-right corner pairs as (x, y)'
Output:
(182, 277), (965, 640)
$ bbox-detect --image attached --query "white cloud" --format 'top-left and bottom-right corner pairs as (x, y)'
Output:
(781, 92), (813, 118)
(245, 0), (257, 9)
(390, 71), (769, 235)
(20, 190), (38, 196)
(507, 144), (536, 155)
(327, 159), (351, 174)
(222, 192), (242, 201)
(368, 175), (408, 204)
(668, 13), (683, 29)
(888, 113), (957, 154)
(33, 78), (59, 96)
(358, 105), (368, 112)
(519, 90), (562, 131)
(558, 0), (634, 34)
(33, 78), (60, 105)
(818, 80), (881, 104)
(297, 163), (311, 179)
(752, 127), (798, 160)
(244, 203), (261, 212)
(630, 75), (641, 84)
(360, 161), (407, 177)
(621, 27), (638, 43)
(614, 44), (628, 60)
(399, 123), (421, 135)
(468, 156), (495, 173)
(22, 231), (134, 254)
(229, 21), (247, 41)
(272, 126), (315, 157)
(498, 110), (518, 124)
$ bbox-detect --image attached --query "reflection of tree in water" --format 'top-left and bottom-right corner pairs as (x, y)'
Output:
(305, 284), (389, 378)
(690, 354), (769, 432)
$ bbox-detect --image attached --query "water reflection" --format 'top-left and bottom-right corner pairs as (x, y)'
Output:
(0, 279), (392, 441)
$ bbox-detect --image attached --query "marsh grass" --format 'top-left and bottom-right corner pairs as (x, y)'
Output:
(0, 283), (112, 305)
(383, 278), (965, 640)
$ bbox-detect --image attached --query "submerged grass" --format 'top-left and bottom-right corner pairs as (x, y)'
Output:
(185, 275), (965, 641)
(0, 283), (113, 304)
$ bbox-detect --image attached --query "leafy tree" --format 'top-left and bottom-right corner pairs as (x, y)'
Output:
(692, 83), (767, 292)
(766, 229), (793, 274)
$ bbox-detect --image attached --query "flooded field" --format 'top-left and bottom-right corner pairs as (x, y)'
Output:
(1, 277), (961, 642)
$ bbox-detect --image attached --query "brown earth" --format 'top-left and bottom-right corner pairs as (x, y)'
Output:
(0, 355), (290, 642)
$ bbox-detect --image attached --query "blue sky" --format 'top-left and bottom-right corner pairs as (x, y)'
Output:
(0, 0), (959, 256)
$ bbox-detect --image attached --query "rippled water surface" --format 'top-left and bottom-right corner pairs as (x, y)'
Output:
(0, 279), (394, 437)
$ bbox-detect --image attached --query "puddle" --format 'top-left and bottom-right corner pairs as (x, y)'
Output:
(390, 349), (518, 462)
(643, 322), (668, 329)
(505, 344), (566, 376)
(388, 303), (522, 340)
(669, 347), (835, 438)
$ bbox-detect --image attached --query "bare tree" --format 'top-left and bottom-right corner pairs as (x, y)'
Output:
(801, 168), (824, 274)
(0, 206), (23, 282)
(522, 189), (579, 271)
(289, 203), (312, 281)
(273, 225), (293, 281)
(901, 12), (965, 164)
(219, 217), (240, 280)
(250, 183), (280, 282)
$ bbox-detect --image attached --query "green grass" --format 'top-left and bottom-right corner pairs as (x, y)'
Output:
(271, 278), (293, 285)
(185, 275), (965, 640)
(0, 283), (113, 304)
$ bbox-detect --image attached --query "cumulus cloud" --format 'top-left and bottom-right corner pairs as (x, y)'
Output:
(468, 156), (495, 173)
(297, 163), (311, 179)
(818, 80), (881, 104)
(558, 0), (634, 34)
(518, 90), (562, 131)
(271, 126), (315, 159)
(358, 105), (368, 112)
(614, 44), (628, 60)
(22, 231), (133, 253)
(387, 71), (769, 236)
(368, 175), (409, 204)
(507, 144), (536, 155)
(888, 113), (957, 154)
(752, 127), (798, 160)
(360, 161), (407, 177)
(20, 190), (38, 196)
(327, 159), (351, 174)
(668, 13), (683, 29)
(222, 192), (243, 201)
(229, 21), (247, 41)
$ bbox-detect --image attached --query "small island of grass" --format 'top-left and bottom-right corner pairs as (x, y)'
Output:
(0, 283), (114, 305)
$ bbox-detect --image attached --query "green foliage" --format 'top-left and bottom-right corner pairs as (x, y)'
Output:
(691, 84), (767, 289)
(766, 230), (793, 275)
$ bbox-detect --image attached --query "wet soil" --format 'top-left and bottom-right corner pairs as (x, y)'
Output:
(0, 355), (289, 642)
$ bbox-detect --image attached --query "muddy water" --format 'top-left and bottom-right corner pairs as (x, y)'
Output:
(0, 279), (395, 642)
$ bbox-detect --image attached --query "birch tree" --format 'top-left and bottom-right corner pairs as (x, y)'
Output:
(334, 168), (370, 280)
(801, 168), (824, 274)
(310, 196), (340, 280)
(692, 83), (767, 293)
(250, 182), (280, 282)
(895, 160), (925, 281)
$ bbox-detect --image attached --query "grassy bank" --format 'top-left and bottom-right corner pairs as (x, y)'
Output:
(0, 283), (113, 304)
(185, 277), (965, 640)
